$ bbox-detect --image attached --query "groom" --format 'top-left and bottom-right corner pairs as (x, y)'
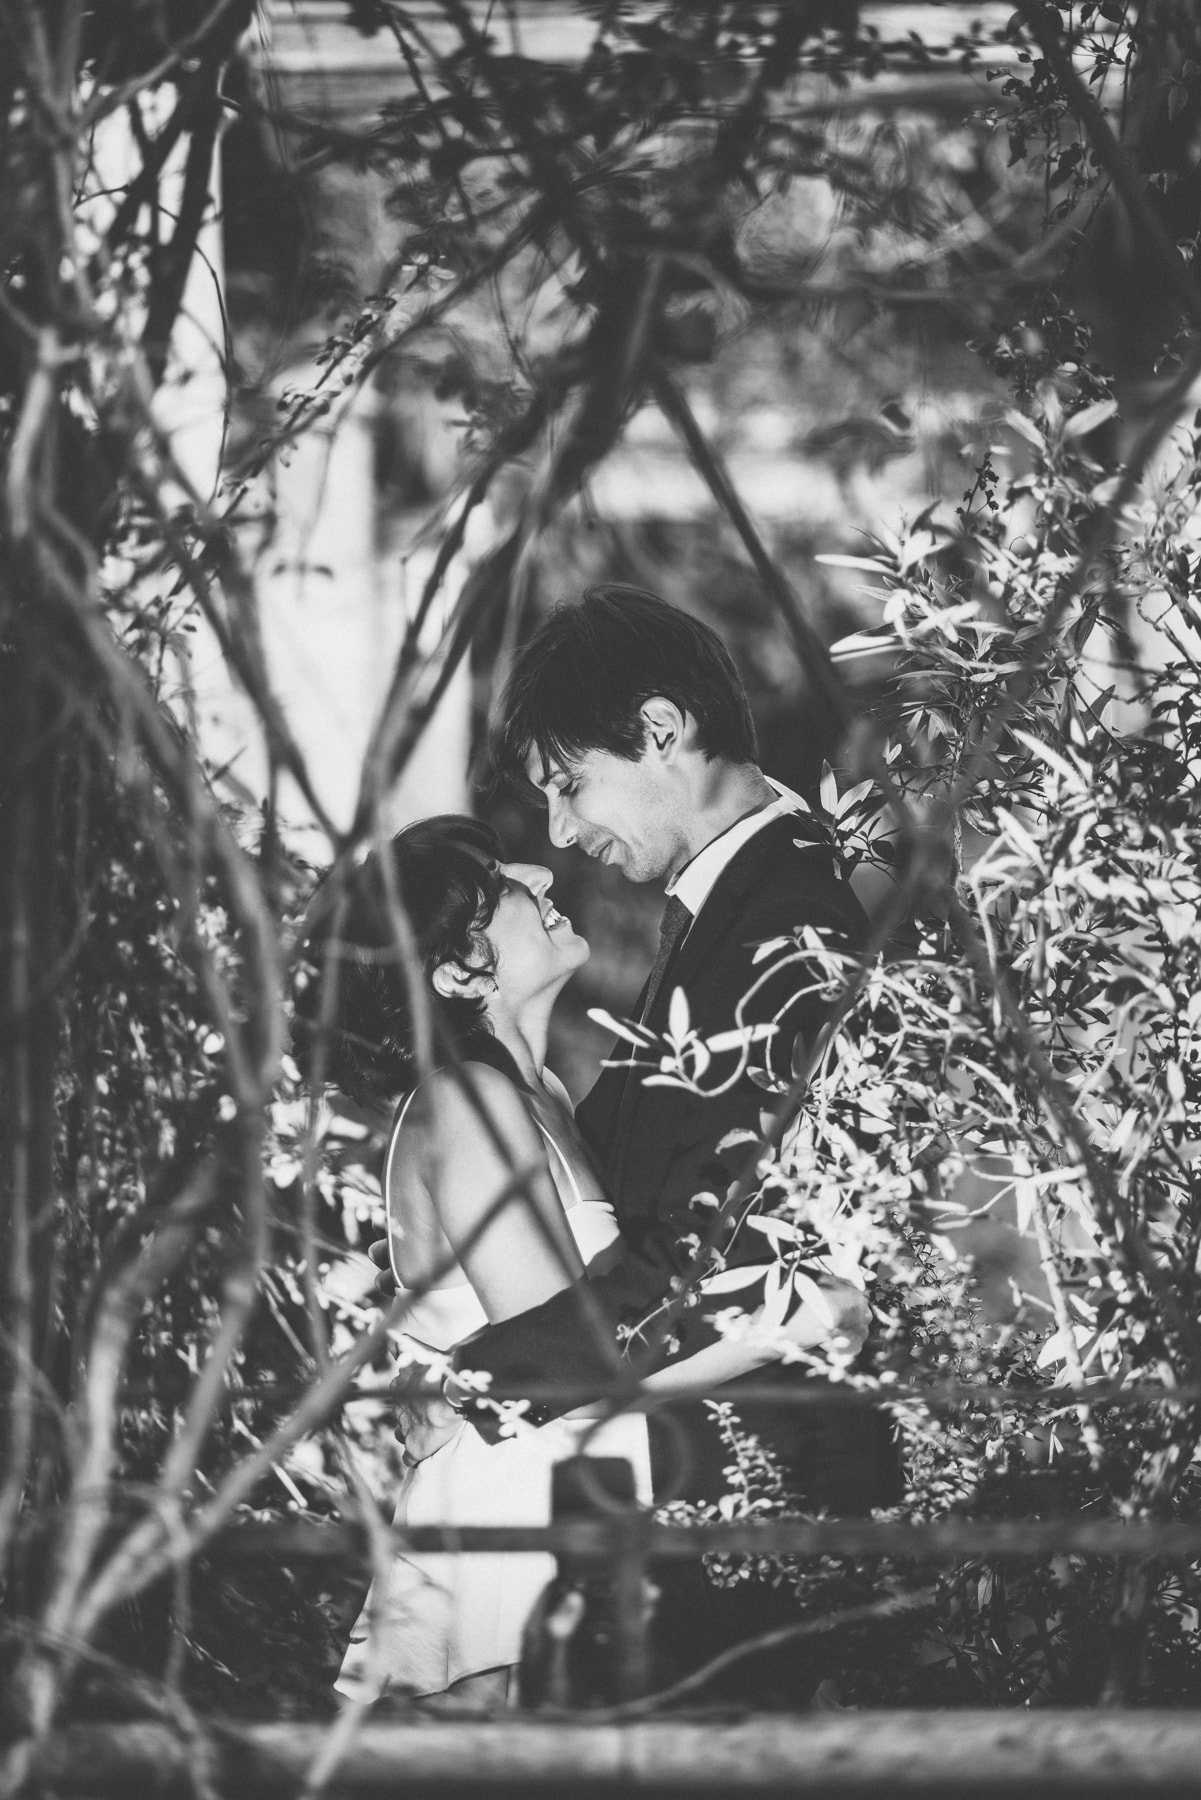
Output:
(455, 588), (901, 1529)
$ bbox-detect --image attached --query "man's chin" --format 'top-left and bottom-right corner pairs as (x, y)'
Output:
(617, 854), (667, 886)
(588, 842), (662, 884)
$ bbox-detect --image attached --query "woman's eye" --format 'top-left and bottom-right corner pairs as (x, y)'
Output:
(500, 875), (535, 902)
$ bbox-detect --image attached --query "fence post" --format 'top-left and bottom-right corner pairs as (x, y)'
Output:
(519, 1456), (651, 1707)
(611, 1502), (653, 1702)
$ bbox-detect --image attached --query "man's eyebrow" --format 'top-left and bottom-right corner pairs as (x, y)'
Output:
(535, 751), (575, 787)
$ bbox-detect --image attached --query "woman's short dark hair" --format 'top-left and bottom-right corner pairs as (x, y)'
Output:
(493, 584), (758, 791)
(295, 816), (517, 1104)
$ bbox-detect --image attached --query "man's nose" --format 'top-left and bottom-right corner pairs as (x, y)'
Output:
(545, 792), (576, 849)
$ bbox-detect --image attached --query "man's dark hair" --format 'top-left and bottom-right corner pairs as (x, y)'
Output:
(494, 585), (758, 790)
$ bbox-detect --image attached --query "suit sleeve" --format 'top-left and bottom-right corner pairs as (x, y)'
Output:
(452, 858), (868, 1430)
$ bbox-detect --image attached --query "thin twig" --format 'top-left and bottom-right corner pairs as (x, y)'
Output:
(593, 1585), (940, 1719)
(78, 0), (251, 130)
(1018, 1), (1201, 333)
(652, 366), (850, 731)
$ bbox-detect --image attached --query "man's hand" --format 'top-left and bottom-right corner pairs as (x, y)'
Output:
(786, 1277), (871, 1359)
(368, 1237), (397, 1301)
(390, 1380), (462, 1466)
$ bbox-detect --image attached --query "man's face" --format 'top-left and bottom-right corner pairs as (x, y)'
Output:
(526, 744), (687, 885)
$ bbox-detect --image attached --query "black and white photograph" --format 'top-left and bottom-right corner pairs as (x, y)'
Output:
(4, 1), (1201, 1793)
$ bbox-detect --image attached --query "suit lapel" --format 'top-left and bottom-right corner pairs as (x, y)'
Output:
(608, 815), (804, 1200)
(646, 814), (802, 1035)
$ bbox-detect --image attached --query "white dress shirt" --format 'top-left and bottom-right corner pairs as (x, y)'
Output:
(665, 776), (805, 921)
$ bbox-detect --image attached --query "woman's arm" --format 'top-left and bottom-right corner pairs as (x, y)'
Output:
(423, 1063), (585, 1324)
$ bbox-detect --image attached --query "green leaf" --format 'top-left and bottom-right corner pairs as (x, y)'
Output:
(1062, 398), (1117, 440)
(835, 778), (876, 818)
(898, 532), (941, 572)
(715, 1130), (760, 1153)
(814, 553), (891, 572)
(700, 1265), (766, 1293)
(1011, 729), (1087, 789)
(752, 935), (793, 965)
(587, 1008), (654, 1047)
(1005, 409), (1045, 449)
(706, 1024), (776, 1054)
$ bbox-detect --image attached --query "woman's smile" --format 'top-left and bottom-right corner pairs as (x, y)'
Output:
(489, 863), (589, 993)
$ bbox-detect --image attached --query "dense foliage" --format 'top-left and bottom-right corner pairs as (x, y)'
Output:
(647, 342), (1201, 1703)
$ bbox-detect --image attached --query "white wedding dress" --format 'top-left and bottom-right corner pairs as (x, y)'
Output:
(336, 1098), (652, 1701)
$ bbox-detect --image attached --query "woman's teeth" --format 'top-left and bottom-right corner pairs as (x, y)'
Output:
(544, 904), (566, 928)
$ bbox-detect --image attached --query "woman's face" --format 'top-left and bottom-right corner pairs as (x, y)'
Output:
(483, 861), (588, 1003)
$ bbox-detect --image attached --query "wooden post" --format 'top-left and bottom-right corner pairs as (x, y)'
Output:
(611, 1506), (652, 1703)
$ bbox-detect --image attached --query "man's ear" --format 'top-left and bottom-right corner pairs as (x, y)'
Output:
(431, 959), (492, 1001)
(639, 697), (686, 760)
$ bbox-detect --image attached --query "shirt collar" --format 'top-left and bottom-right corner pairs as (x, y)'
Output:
(666, 777), (804, 917)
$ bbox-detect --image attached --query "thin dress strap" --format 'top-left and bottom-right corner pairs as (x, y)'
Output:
(534, 1118), (587, 1212)
(384, 1089), (422, 1289)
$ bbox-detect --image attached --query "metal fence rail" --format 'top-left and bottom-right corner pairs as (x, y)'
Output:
(35, 1713), (1201, 1796)
(217, 1516), (1201, 1564)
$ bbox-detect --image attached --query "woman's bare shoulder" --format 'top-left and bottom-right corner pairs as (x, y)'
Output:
(422, 1061), (540, 1146)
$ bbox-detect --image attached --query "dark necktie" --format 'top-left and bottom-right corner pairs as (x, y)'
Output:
(641, 895), (692, 1019)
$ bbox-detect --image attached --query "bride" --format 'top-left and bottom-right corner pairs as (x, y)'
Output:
(308, 816), (861, 1706)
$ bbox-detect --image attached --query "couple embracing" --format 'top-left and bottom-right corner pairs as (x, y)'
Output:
(323, 586), (901, 1708)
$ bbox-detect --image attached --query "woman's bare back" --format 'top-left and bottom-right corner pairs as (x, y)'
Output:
(387, 1063), (608, 1316)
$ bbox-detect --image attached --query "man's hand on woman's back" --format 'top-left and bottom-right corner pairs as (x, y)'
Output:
(785, 1276), (871, 1359)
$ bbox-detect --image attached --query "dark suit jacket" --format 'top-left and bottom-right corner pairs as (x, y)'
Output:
(454, 814), (871, 1422)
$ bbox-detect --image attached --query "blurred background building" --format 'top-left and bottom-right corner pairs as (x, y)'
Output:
(167, 6), (1053, 1131)
(194, 3), (1029, 843)
(147, 6), (1174, 1336)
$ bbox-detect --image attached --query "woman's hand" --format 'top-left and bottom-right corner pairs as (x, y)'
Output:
(368, 1237), (397, 1301)
(392, 1389), (462, 1466)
